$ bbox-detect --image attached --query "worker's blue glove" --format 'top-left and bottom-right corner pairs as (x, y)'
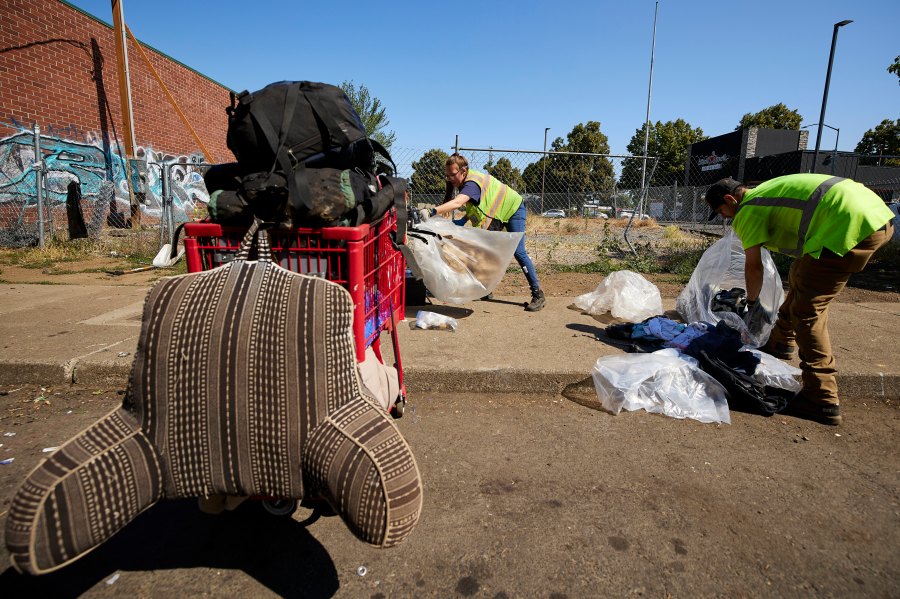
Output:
(743, 298), (773, 337)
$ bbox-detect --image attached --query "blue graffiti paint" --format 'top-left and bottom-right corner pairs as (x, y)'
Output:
(0, 121), (210, 223)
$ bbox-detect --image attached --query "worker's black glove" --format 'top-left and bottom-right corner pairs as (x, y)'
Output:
(743, 298), (772, 337)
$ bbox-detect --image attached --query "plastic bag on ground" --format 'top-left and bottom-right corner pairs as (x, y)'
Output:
(675, 229), (784, 347)
(406, 218), (523, 304)
(574, 270), (663, 322)
(592, 348), (731, 424)
(746, 349), (802, 393)
(414, 310), (458, 331)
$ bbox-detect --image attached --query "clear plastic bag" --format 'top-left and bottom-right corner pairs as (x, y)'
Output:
(592, 348), (731, 424)
(675, 230), (784, 347)
(413, 310), (458, 331)
(746, 349), (802, 393)
(406, 219), (523, 304)
(574, 270), (663, 322)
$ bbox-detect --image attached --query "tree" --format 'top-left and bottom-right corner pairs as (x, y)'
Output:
(340, 80), (396, 149)
(889, 55), (900, 86)
(410, 148), (449, 195)
(522, 122), (615, 197)
(620, 119), (707, 188)
(483, 157), (524, 191)
(854, 119), (900, 166)
(736, 103), (803, 130)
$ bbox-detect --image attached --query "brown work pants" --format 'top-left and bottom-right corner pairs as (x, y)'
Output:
(768, 222), (894, 405)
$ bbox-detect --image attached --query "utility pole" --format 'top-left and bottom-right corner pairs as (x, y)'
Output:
(112, 0), (140, 227)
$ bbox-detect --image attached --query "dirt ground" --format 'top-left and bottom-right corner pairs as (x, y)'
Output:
(0, 385), (897, 597)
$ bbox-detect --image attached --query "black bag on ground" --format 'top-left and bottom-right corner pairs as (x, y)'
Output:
(696, 350), (794, 415)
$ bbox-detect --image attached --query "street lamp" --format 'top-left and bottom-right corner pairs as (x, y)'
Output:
(812, 19), (852, 172)
(803, 123), (840, 174)
(541, 127), (550, 214)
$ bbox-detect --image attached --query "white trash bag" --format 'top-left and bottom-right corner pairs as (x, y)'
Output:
(746, 349), (802, 393)
(574, 270), (663, 322)
(675, 229), (784, 347)
(406, 218), (523, 304)
(413, 310), (458, 331)
(592, 348), (731, 424)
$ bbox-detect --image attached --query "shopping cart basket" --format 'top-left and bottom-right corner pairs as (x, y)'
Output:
(183, 209), (407, 416)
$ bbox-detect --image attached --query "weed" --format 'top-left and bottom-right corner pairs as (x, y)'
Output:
(662, 225), (684, 241)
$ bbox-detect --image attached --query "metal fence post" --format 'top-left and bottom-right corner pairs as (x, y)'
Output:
(33, 123), (45, 248)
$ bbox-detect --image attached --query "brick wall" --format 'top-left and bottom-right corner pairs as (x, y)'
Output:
(0, 0), (232, 162)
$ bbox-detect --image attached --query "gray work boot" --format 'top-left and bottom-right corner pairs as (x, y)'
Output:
(525, 289), (545, 312)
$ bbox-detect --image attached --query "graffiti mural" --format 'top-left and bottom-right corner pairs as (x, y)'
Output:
(0, 120), (210, 227)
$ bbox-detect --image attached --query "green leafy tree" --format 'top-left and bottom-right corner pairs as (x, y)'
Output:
(410, 148), (449, 195)
(522, 122), (614, 197)
(854, 119), (900, 166)
(736, 103), (803, 130)
(483, 157), (524, 191)
(620, 119), (707, 188)
(889, 55), (900, 85)
(340, 80), (396, 149)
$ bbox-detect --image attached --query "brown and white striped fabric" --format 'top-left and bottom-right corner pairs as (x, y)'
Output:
(5, 221), (422, 575)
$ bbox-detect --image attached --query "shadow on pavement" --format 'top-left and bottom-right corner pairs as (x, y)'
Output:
(0, 499), (339, 599)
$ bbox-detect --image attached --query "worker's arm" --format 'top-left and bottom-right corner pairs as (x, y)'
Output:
(743, 244), (764, 301)
(432, 193), (471, 216)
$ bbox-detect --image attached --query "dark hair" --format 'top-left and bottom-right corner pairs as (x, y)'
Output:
(704, 178), (744, 221)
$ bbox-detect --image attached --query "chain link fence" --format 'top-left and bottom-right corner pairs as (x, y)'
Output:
(0, 122), (210, 258)
(2, 129), (897, 274)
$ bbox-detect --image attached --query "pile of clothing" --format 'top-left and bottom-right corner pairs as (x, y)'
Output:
(605, 316), (797, 416)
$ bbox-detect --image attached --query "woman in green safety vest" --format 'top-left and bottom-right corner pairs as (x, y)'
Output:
(705, 174), (895, 425)
(418, 154), (545, 312)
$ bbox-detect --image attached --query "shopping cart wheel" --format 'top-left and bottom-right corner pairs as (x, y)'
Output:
(391, 396), (405, 419)
(261, 498), (298, 517)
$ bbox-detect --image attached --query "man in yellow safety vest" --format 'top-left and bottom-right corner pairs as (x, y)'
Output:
(705, 174), (894, 425)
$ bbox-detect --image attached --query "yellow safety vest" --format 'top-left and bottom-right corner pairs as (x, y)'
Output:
(461, 169), (523, 229)
(732, 174), (894, 257)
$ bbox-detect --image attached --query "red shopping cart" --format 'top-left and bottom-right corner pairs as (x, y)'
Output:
(183, 209), (407, 416)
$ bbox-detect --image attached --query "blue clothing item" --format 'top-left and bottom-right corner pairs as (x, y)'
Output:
(460, 180), (481, 202)
(504, 201), (540, 292)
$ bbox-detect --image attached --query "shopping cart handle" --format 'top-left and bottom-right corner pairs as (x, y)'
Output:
(320, 223), (370, 241)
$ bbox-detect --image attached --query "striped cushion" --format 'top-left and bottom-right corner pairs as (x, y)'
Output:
(5, 227), (422, 574)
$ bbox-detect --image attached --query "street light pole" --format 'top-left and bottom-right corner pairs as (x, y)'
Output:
(804, 123), (840, 175)
(641, 1), (659, 197)
(541, 127), (550, 214)
(812, 19), (852, 172)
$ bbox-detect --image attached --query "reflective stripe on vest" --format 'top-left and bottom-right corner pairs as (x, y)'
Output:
(737, 176), (845, 256)
(465, 170), (514, 229)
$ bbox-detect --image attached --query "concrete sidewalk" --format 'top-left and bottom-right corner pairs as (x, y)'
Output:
(1, 283), (898, 399)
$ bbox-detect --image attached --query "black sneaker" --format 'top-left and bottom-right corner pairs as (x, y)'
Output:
(525, 289), (545, 312)
(783, 394), (842, 426)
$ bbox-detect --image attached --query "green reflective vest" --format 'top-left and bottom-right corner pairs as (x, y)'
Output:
(462, 169), (523, 228)
(732, 174), (894, 258)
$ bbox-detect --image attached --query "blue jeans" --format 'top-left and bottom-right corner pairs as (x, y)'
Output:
(505, 202), (540, 292)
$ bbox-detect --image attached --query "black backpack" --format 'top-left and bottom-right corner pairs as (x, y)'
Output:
(696, 350), (794, 415)
(222, 80), (398, 224)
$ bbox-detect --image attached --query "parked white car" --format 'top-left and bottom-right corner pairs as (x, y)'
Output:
(541, 209), (566, 218)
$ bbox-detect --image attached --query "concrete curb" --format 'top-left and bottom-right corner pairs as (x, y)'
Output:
(2, 360), (898, 401)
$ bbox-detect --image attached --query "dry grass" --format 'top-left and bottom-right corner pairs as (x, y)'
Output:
(0, 228), (162, 271)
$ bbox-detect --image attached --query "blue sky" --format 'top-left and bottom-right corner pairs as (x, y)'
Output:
(66, 0), (898, 157)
